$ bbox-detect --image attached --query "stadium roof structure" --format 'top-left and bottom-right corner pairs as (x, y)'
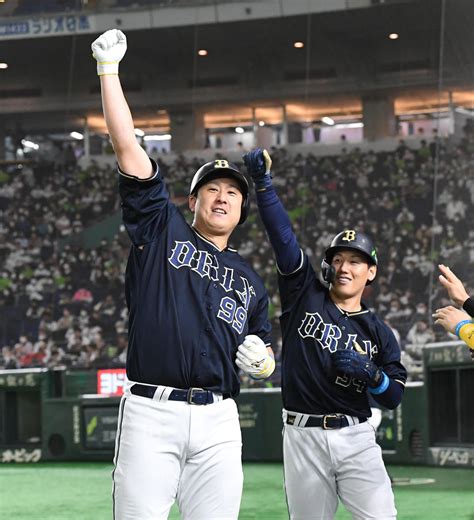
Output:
(0, 0), (472, 135)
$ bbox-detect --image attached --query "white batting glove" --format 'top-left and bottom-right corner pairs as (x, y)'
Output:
(236, 335), (275, 380)
(91, 29), (127, 76)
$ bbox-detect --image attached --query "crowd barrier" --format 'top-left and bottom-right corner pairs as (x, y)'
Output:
(0, 347), (473, 467)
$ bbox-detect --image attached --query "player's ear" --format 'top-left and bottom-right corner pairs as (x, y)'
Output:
(367, 264), (377, 283)
(188, 194), (196, 213)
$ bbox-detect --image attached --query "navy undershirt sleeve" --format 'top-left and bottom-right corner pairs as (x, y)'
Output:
(462, 297), (474, 317)
(255, 186), (302, 274)
(371, 379), (404, 409)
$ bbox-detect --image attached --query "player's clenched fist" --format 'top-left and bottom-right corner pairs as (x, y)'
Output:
(236, 335), (275, 380)
(333, 349), (383, 388)
(242, 148), (273, 191)
(91, 29), (127, 76)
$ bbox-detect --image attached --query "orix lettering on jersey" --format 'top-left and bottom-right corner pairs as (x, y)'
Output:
(168, 240), (256, 334)
(298, 311), (378, 358)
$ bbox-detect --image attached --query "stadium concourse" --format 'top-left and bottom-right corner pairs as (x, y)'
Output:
(1, 131), (473, 384)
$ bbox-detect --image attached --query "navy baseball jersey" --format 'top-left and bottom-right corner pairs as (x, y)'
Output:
(278, 254), (407, 417)
(119, 160), (271, 397)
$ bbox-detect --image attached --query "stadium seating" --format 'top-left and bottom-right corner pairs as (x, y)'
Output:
(1, 133), (473, 385)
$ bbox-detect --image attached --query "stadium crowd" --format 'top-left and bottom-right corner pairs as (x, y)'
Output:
(1, 132), (473, 384)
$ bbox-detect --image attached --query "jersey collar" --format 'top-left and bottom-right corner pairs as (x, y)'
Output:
(191, 226), (237, 253)
(333, 301), (370, 317)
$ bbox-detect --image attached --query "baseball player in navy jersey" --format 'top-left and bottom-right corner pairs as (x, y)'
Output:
(243, 148), (407, 520)
(91, 30), (274, 520)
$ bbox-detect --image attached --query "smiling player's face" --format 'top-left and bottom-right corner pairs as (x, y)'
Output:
(330, 250), (377, 301)
(189, 177), (243, 239)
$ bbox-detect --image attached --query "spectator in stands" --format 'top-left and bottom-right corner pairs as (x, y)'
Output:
(385, 299), (411, 326)
(405, 320), (435, 364)
(55, 307), (74, 332)
(113, 332), (128, 366)
(72, 287), (93, 304)
(407, 301), (430, 330)
(1, 345), (19, 369)
(46, 345), (66, 368)
(384, 318), (401, 346)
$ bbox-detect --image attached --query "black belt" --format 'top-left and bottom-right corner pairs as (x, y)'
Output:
(286, 413), (367, 430)
(130, 383), (217, 405)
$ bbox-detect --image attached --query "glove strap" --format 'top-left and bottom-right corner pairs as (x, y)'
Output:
(249, 356), (275, 380)
(254, 171), (273, 192)
(368, 371), (389, 395)
(97, 62), (119, 76)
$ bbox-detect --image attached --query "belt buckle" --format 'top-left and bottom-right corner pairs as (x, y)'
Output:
(187, 387), (204, 404)
(322, 414), (339, 430)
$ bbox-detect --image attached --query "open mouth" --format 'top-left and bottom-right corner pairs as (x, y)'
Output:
(212, 208), (227, 215)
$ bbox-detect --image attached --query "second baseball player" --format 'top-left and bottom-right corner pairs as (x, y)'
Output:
(243, 148), (407, 520)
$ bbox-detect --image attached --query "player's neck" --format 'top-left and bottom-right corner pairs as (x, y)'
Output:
(192, 224), (229, 251)
(329, 290), (363, 313)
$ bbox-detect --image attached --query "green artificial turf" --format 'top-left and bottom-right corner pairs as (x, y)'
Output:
(0, 462), (472, 519)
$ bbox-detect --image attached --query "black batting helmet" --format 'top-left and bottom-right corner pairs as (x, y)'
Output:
(189, 159), (249, 225)
(321, 229), (378, 284)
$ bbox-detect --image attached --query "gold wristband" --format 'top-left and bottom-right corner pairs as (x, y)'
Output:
(459, 323), (474, 350)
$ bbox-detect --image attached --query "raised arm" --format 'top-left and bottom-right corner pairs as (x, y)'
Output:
(243, 149), (302, 274)
(438, 264), (470, 307)
(92, 29), (152, 178)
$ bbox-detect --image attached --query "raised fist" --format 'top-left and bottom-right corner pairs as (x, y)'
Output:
(91, 29), (127, 76)
(242, 148), (273, 190)
(333, 349), (382, 388)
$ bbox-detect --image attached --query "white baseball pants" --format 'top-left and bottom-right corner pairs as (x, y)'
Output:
(283, 410), (396, 520)
(112, 390), (243, 520)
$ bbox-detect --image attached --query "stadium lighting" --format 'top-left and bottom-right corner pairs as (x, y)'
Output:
(235, 127), (245, 134)
(143, 134), (171, 141)
(198, 49), (208, 56)
(21, 139), (39, 150)
(258, 121), (265, 127)
(70, 131), (84, 140)
(322, 116), (335, 126)
(0, 63), (8, 69)
(134, 128), (145, 137)
(294, 41), (304, 49)
(389, 33), (399, 40)
(335, 122), (364, 129)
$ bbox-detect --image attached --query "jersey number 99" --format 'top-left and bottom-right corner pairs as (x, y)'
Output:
(218, 296), (247, 334)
